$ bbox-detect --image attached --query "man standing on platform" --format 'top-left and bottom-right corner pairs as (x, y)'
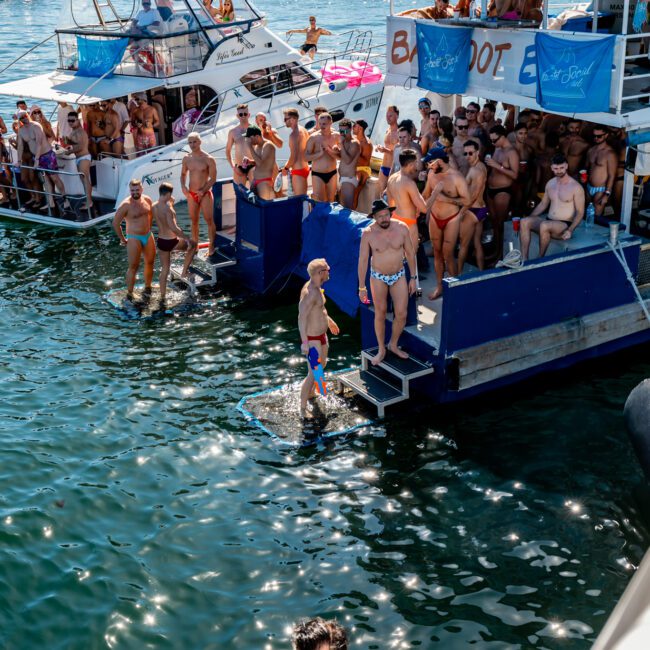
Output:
(282, 108), (310, 196)
(298, 258), (339, 418)
(358, 199), (418, 366)
(586, 126), (617, 221)
(245, 125), (277, 200)
(180, 131), (217, 257)
(112, 178), (156, 302)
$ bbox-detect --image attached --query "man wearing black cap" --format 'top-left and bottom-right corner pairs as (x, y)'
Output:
(358, 199), (418, 366)
(423, 149), (471, 300)
(245, 125), (276, 200)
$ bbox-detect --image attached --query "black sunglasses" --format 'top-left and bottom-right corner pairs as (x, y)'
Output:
(456, 124), (468, 129)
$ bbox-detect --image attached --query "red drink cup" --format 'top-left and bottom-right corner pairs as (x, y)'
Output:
(579, 169), (588, 184)
(512, 217), (521, 233)
(519, 160), (527, 171)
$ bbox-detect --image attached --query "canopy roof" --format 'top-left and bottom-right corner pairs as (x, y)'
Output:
(0, 71), (164, 104)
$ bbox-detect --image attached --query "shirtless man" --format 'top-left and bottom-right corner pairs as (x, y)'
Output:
(479, 102), (497, 133)
(358, 199), (417, 365)
(509, 122), (534, 214)
(586, 126), (617, 220)
(420, 110), (441, 156)
(226, 103), (252, 185)
(180, 131), (217, 255)
(423, 150), (471, 299)
(305, 112), (340, 202)
(335, 118), (360, 209)
(281, 108), (310, 196)
(561, 119), (589, 178)
(287, 16), (333, 60)
(465, 102), (485, 147)
(101, 100), (125, 157)
(458, 140), (487, 274)
(112, 178), (155, 301)
(245, 125), (276, 200)
(298, 257), (340, 417)
(15, 112), (44, 209)
(452, 116), (471, 176)
(387, 149), (430, 256)
(65, 111), (93, 210)
(152, 182), (197, 301)
(353, 119), (373, 209)
(485, 125), (519, 261)
(520, 153), (585, 260)
(132, 94), (159, 154)
(376, 105), (400, 195)
(255, 112), (283, 149)
(418, 97), (432, 140)
(390, 127), (422, 176)
(86, 103), (107, 159)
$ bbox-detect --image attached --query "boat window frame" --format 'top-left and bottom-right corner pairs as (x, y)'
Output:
(239, 62), (320, 99)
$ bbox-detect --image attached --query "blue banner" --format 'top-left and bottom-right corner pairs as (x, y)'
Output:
(416, 23), (472, 95)
(76, 36), (129, 77)
(535, 32), (615, 113)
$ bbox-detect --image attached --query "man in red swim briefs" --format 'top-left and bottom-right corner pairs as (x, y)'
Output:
(422, 149), (471, 300)
(298, 257), (340, 418)
(282, 107), (310, 196)
(180, 131), (217, 258)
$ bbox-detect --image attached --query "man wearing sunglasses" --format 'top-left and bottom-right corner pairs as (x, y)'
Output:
(458, 140), (487, 274)
(586, 127), (617, 220)
(452, 117), (471, 175)
(131, 0), (163, 36)
(286, 16), (333, 60)
(226, 103), (252, 186)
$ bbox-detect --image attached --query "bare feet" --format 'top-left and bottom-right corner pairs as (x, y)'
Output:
(387, 343), (409, 359)
(371, 347), (386, 366)
(428, 287), (443, 301)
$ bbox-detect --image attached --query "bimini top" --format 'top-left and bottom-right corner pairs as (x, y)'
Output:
(0, 71), (165, 104)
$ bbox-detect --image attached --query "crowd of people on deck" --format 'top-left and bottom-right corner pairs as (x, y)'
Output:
(0, 88), (204, 216)
(398, 0), (543, 22)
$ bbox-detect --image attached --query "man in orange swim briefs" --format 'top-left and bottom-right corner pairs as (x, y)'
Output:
(282, 108), (310, 196)
(386, 148), (433, 257)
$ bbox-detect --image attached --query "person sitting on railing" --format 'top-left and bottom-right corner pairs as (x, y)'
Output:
(130, 0), (163, 36)
(63, 112), (93, 211)
(286, 16), (333, 60)
(397, 0), (453, 20)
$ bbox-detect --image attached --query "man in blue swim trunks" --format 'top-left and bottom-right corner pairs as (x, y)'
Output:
(358, 199), (418, 366)
(112, 178), (156, 302)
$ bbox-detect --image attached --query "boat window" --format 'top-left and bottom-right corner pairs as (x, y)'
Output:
(239, 63), (318, 98)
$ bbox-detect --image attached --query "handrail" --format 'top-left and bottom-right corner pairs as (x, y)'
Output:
(0, 33), (57, 76)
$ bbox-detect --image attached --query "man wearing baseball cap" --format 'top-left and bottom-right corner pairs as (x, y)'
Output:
(357, 199), (418, 366)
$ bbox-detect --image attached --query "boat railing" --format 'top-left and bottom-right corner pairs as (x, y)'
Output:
(286, 28), (375, 60)
(616, 32), (650, 112)
(0, 161), (95, 221)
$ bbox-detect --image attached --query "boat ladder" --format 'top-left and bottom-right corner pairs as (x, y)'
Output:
(92, 0), (125, 28)
(336, 348), (434, 418)
(171, 249), (236, 293)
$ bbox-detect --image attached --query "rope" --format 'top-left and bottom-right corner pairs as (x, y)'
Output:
(495, 245), (524, 269)
(608, 240), (650, 324)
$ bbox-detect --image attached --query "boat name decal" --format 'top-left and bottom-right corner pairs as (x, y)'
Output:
(215, 42), (254, 65)
(142, 170), (174, 186)
(365, 95), (380, 109)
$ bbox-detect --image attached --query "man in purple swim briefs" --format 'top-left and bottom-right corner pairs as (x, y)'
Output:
(458, 139), (488, 274)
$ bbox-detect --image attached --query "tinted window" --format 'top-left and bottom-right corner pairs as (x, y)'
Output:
(240, 64), (318, 98)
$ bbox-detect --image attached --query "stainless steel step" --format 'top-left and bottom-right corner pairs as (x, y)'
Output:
(337, 368), (407, 417)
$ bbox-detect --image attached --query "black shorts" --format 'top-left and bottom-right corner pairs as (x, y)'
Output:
(157, 237), (179, 252)
(301, 43), (317, 53)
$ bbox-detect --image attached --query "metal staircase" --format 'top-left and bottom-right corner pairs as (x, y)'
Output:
(337, 347), (434, 417)
(171, 249), (236, 293)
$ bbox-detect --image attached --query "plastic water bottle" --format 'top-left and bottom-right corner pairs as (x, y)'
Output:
(585, 202), (595, 229)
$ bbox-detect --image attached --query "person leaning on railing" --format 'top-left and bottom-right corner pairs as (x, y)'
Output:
(397, 0), (453, 19)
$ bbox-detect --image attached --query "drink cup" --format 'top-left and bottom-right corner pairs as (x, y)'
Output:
(484, 154), (491, 162)
(579, 169), (588, 184)
(512, 216), (521, 233)
(519, 160), (527, 171)
(609, 221), (619, 246)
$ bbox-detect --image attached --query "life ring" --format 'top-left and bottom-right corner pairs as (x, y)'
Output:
(131, 47), (172, 76)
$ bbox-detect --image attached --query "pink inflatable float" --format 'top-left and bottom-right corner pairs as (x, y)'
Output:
(320, 61), (383, 88)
